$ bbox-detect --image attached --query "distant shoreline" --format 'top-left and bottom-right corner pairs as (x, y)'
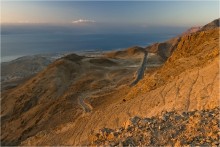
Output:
(1, 32), (178, 63)
(0, 50), (108, 63)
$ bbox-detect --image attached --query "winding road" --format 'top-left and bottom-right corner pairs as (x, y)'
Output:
(130, 51), (148, 86)
(78, 93), (93, 113)
(78, 52), (148, 112)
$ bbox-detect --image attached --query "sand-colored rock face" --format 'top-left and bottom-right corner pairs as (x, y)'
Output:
(1, 20), (219, 146)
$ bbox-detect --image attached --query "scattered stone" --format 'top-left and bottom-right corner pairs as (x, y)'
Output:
(130, 116), (141, 125)
(89, 107), (220, 146)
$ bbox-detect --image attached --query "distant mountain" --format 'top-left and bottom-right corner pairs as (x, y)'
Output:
(145, 37), (180, 61)
(104, 46), (145, 59)
(181, 26), (201, 36)
(1, 55), (52, 91)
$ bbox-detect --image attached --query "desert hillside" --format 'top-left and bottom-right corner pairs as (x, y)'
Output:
(1, 19), (219, 146)
(145, 18), (219, 61)
(1, 55), (53, 91)
(104, 46), (145, 59)
(1, 50), (148, 145)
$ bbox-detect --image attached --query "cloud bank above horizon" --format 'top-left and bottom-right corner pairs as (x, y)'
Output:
(72, 19), (96, 24)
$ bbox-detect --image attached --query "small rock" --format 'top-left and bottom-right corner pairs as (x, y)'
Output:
(127, 125), (134, 132)
(124, 120), (131, 129)
(138, 119), (148, 128)
(104, 140), (110, 146)
(212, 141), (219, 145)
(113, 132), (119, 138)
(161, 116), (167, 121)
(174, 140), (181, 146)
(182, 111), (188, 117)
(107, 133), (115, 140)
(101, 128), (114, 134)
(118, 141), (123, 147)
(174, 115), (182, 121)
(123, 137), (136, 146)
(130, 116), (141, 125)
(109, 141), (116, 146)
(124, 132), (132, 137)
(158, 125), (161, 130)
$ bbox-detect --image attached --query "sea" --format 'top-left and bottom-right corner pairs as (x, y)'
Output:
(1, 32), (180, 62)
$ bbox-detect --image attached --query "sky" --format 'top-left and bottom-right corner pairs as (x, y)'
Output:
(1, 0), (219, 34)
(1, 1), (219, 34)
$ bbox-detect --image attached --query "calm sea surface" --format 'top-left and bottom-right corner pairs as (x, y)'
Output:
(1, 33), (178, 62)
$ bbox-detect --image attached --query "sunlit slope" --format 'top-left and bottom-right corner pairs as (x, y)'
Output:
(20, 23), (219, 145)
(1, 53), (140, 145)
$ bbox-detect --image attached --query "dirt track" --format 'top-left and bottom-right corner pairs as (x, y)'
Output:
(78, 93), (93, 112)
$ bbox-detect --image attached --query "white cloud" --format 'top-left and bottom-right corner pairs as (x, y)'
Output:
(72, 19), (96, 24)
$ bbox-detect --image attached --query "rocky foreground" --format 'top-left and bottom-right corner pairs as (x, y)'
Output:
(89, 107), (220, 146)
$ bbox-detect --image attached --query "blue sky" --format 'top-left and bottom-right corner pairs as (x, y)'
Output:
(1, 1), (219, 34)
(2, 1), (219, 26)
